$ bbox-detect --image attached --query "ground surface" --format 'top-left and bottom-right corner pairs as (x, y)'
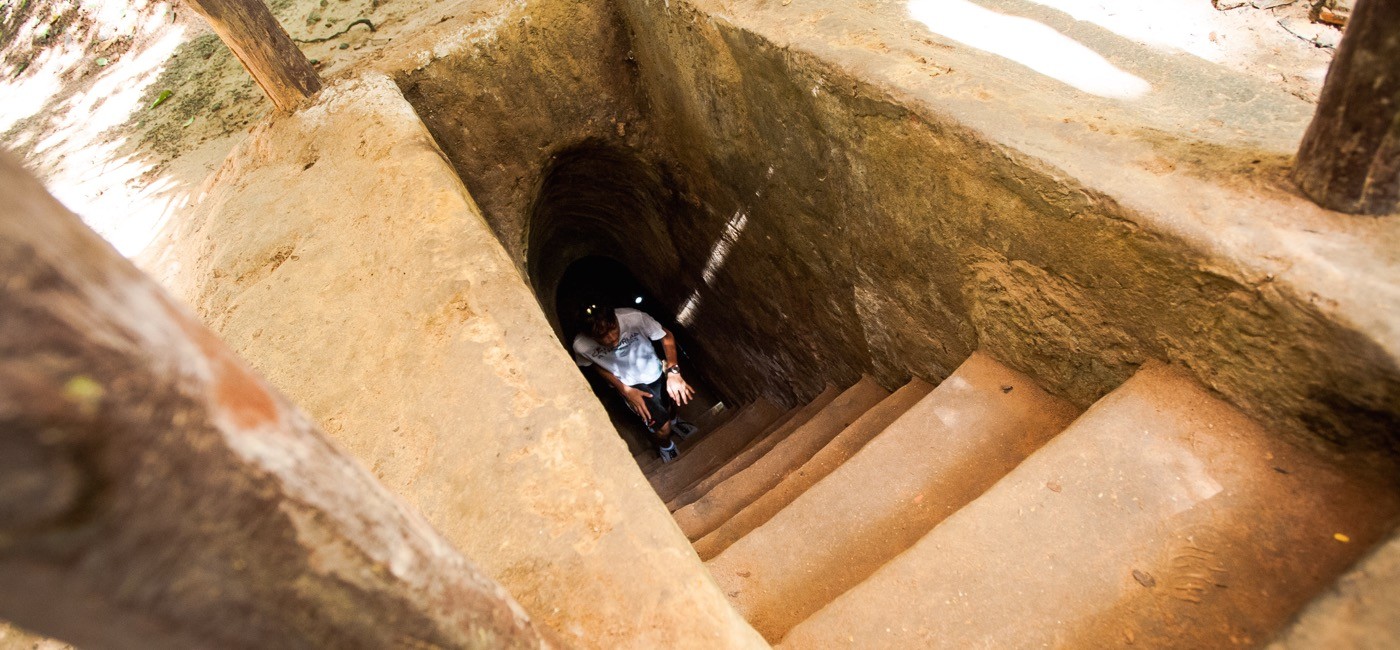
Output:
(0, 0), (455, 257)
(0, 0), (1344, 260)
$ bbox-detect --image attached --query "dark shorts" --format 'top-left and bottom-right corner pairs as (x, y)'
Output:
(629, 375), (675, 436)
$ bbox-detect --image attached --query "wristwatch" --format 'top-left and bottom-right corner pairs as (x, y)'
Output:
(665, 364), (681, 375)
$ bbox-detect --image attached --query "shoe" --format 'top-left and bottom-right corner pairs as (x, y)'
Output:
(659, 441), (680, 463)
(672, 419), (698, 440)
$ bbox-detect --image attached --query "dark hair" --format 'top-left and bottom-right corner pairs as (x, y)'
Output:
(578, 303), (618, 339)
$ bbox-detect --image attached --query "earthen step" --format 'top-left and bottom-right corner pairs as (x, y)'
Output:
(708, 352), (1079, 643)
(646, 398), (784, 502)
(638, 400), (739, 476)
(779, 362), (1400, 649)
(735, 400), (805, 456)
(643, 400), (750, 477)
(660, 400), (806, 507)
(693, 378), (934, 560)
(673, 377), (889, 541)
(666, 386), (839, 512)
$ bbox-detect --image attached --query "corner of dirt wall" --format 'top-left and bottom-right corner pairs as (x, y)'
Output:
(374, 0), (760, 405)
(149, 71), (768, 650)
(383, 0), (647, 271)
(612, 0), (1400, 461)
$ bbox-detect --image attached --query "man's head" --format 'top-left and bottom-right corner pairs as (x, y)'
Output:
(579, 303), (620, 348)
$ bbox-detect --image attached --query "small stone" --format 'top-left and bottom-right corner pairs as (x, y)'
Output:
(1334, 533), (1351, 543)
(1132, 569), (1156, 588)
(1046, 481), (1062, 493)
(1253, 0), (1295, 7)
(1316, 6), (1347, 26)
(339, 43), (350, 50)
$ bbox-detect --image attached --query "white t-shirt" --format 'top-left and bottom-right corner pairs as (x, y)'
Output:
(573, 308), (667, 386)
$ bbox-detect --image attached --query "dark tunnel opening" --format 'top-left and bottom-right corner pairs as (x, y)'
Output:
(528, 141), (729, 460)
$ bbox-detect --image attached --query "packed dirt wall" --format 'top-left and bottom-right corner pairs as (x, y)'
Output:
(614, 0), (1400, 463)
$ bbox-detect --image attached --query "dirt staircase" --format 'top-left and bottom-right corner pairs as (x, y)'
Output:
(640, 352), (1400, 647)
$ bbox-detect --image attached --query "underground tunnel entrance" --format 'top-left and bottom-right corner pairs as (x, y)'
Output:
(526, 141), (734, 467)
(553, 255), (728, 460)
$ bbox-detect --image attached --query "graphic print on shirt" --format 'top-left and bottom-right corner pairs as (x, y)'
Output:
(572, 308), (667, 386)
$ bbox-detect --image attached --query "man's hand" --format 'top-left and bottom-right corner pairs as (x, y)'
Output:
(621, 385), (653, 422)
(667, 373), (694, 405)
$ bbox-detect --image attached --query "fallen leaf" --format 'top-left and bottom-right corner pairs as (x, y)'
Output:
(1132, 569), (1156, 588)
(150, 89), (173, 109)
(182, 116), (195, 127)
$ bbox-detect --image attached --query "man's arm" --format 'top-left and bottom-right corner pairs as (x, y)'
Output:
(594, 364), (655, 422)
(660, 328), (695, 405)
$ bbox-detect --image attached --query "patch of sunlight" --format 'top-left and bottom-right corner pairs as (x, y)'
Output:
(702, 209), (748, 284)
(0, 42), (77, 133)
(1, 0), (178, 131)
(678, 208), (750, 326)
(32, 26), (187, 155)
(46, 136), (189, 257)
(907, 0), (1151, 99)
(3, 0), (192, 257)
(1020, 0), (1229, 60)
(1144, 432), (1223, 515)
(927, 375), (971, 428)
(677, 293), (702, 327)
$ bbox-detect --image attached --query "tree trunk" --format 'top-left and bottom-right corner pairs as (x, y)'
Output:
(0, 152), (548, 650)
(181, 0), (321, 110)
(1293, 0), (1400, 215)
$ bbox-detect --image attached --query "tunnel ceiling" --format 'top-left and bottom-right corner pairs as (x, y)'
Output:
(526, 140), (686, 334)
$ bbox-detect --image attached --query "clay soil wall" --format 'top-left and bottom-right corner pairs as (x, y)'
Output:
(612, 0), (1400, 464)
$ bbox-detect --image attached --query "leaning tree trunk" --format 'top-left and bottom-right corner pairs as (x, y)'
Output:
(0, 151), (549, 650)
(1293, 0), (1400, 215)
(181, 0), (321, 110)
